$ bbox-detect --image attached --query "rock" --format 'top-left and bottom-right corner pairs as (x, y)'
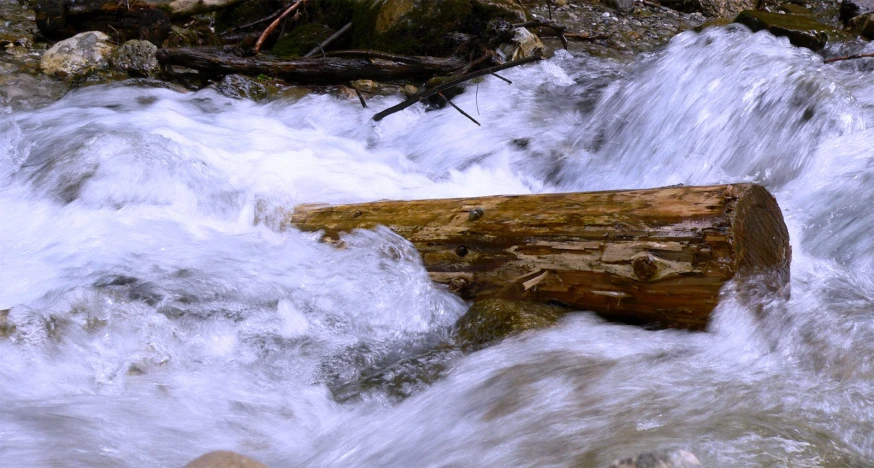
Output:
(734, 10), (841, 50)
(608, 449), (701, 468)
(840, 0), (874, 25)
(40, 31), (115, 79)
(604, 0), (635, 14)
(0, 309), (14, 338)
(661, 0), (756, 17)
(778, 3), (814, 15)
(184, 451), (268, 468)
(214, 74), (269, 101)
(351, 79), (406, 96)
(111, 40), (159, 77)
(848, 12), (874, 38)
(476, 0), (529, 23)
(497, 27), (545, 61)
(453, 299), (567, 350)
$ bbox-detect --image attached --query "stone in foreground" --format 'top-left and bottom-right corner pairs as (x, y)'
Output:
(185, 450), (267, 468)
(608, 448), (701, 468)
(40, 31), (115, 79)
(734, 10), (842, 50)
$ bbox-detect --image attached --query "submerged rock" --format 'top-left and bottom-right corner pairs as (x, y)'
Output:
(608, 449), (701, 468)
(184, 451), (267, 468)
(0, 309), (13, 338)
(215, 74), (269, 101)
(841, 0), (874, 24)
(111, 40), (159, 78)
(40, 31), (115, 79)
(453, 298), (567, 349)
(734, 10), (841, 49)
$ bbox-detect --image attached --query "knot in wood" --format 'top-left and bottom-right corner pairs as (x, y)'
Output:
(632, 253), (658, 281)
(448, 277), (469, 294)
(468, 207), (484, 221)
(455, 245), (469, 257)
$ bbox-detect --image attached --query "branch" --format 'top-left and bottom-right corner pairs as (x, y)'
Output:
(372, 54), (543, 122)
(254, 0), (307, 55)
(438, 91), (481, 126)
(304, 22), (353, 58)
(513, 19), (568, 49)
(824, 53), (874, 63)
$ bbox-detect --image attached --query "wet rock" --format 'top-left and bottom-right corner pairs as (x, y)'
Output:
(734, 10), (841, 49)
(351, 79), (404, 96)
(111, 40), (159, 78)
(453, 298), (567, 349)
(779, 3), (814, 15)
(0, 309), (14, 338)
(840, 0), (874, 24)
(848, 11), (874, 38)
(214, 74), (269, 101)
(184, 451), (267, 468)
(40, 31), (115, 79)
(476, 0), (529, 22)
(662, 0), (757, 18)
(607, 449), (701, 468)
(603, 0), (636, 14)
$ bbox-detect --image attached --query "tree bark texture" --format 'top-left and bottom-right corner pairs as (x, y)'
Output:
(289, 184), (791, 330)
(156, 47), (469, 83)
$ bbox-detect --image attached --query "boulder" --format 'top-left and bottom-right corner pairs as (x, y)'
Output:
(40, 31), (115, 79)
(661, 0), (756, 17)
(840, 0), (874, 25)
(111, 40), (160, 77)
(608, 449), (701, 468)
(848, 12), (874, 38)
(184, 451), (267, 468)
(734, 10), (842, 50)
(453, 298), (567, 350)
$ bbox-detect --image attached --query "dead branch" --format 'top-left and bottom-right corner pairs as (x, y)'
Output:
(372, 54), (543, 122)
(254, 0), (308, 54)
(824, 53), (874, 63)
(304, 22), (353, 58)
(438, 91), (481, 126)
(156, 47), (469, 83)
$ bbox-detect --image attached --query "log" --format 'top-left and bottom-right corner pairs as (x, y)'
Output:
(156, 47), (468, 84)
(289, 184), (791, 330)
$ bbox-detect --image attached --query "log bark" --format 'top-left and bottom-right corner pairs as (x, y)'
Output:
(156, 47), (469, 83)
(289, 184), (791, 330)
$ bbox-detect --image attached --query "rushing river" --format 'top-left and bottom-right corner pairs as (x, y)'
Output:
(3, 25), (874, 467)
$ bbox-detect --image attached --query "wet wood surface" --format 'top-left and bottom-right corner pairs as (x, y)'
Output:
(289, 184), (791, 330)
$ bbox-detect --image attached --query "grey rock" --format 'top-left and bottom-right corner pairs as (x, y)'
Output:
(734, 9), (841, 50)
(604, 0), (635, 14)
(841, 0), (874, 24)
(111, 40), (159, 77)
(608, 449), (701, 468)
(40, 31), (115, 79)
(214, 74), (268, 101)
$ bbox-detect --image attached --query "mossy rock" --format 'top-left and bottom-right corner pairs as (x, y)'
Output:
(734, 9), (844, 49)
(453, 298), (568, 350)
(271, 23), (336, 57)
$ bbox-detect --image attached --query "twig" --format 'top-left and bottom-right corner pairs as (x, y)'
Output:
(546, 0), (554, 20)
(304, 22), (353, 58)
(221, 4), (286, 35)
(373, 54), (542, 122)
(254, 0), (307, 55)
(490, 72), (512, 84)
(438, 92), (480, 126)
(514, 19), (568, 49)
(354, 87), (368, 108)
(824, 53), (874, 63)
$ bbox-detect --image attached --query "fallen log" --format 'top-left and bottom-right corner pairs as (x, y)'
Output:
(289, 184), (790, 330)
(156, 47), (468, 83)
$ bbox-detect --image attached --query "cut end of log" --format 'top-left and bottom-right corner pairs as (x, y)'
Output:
(289, 184), (791, 330)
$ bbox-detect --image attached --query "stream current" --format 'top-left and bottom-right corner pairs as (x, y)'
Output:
(3, 26), (874, 467)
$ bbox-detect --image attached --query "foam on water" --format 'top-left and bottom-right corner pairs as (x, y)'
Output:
(2, 26), (874, 466)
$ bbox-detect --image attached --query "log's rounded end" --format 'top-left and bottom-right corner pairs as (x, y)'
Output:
(730, 184), (791, 292)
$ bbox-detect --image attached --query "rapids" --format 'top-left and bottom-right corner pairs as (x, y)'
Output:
(3, 26), (874, 466)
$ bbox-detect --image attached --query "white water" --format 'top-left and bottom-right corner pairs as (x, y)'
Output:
(3, 26), (874, 466)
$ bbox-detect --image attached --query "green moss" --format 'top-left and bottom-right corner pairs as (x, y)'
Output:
(453, 298), (568, 350)
(734, 10), (845, 49)
(271, 23), (334, 57)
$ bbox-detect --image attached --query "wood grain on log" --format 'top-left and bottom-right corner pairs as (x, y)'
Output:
(156, 47), (468, 83)
(289, 184), (791, 330)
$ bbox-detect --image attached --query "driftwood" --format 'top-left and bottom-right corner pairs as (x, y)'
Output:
(289, 184), (791, 330)
(156, 47), (468, 83)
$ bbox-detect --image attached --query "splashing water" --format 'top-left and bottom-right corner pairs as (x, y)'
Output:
(3, 26), (874, 466)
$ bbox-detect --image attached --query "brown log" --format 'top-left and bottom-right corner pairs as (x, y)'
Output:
(289, 184), (791, 330)
(155, 47), (468, 84)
